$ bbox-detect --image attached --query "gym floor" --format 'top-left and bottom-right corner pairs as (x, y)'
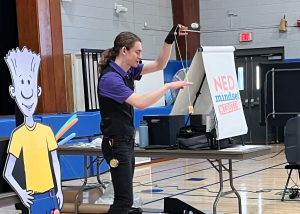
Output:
(1, 145), (299, 214)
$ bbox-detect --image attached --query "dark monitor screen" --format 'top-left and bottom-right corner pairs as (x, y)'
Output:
(260, 62), (300, 126)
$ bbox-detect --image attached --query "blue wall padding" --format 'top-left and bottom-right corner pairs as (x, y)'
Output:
(284, 58), (300, 62)
(60, 154), (109, 180)
(75, 111), (101, 135)
(0, 116), (42, 137)
(59, 155), (85, 180)
(0, 118), (17, 138)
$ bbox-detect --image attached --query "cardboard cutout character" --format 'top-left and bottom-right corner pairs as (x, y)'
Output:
(3, 47), (63, 213)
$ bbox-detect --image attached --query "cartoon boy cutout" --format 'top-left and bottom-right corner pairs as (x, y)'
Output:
(3, 47), (63, 213)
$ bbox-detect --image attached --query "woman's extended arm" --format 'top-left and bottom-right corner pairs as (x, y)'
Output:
(126, 80), (192, 109)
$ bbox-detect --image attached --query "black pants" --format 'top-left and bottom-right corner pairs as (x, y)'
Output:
(102, 136), (135, 214)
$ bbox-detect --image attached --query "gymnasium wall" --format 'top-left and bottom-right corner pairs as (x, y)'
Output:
(61, 0), (176, 59)
(199, 0), (300, 59)
(61, 1), (300, 59)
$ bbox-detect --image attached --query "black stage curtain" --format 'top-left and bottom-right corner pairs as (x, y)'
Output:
(0, 0), (19, 116)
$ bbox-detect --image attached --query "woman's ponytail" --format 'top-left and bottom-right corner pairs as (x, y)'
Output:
(98, 48), (117, 73)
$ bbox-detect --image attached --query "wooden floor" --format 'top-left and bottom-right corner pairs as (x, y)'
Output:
(1, 145), (300, 214)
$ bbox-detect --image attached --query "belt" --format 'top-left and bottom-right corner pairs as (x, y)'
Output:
(32, 189), (56, 199)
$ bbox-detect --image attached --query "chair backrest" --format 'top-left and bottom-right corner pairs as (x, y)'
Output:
(81, 48), (104, 111)
(284, 115), (300, 164)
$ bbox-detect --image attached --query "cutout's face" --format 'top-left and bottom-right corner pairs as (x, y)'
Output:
(5, 48), (41, 118)
(11, 68), (40, 117)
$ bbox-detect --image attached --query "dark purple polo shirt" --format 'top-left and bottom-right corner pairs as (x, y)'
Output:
(98, 60), (143, 104)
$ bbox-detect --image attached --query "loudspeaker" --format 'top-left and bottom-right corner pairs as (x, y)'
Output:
(164, 197), (205, 214)
(143, 115), (185, 146)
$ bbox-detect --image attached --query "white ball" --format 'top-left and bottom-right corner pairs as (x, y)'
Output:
(191, 22), (199, 29)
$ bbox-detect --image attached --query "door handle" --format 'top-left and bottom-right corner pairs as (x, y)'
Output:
(243, 99), (249, 108)
(250, 98), (259, 107)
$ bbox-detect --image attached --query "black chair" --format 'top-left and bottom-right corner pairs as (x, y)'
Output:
(80, 48), (106, 191)
(281, 164), (300, 201)
(282, 116), (300, 201)
(80, 48), (104, 111)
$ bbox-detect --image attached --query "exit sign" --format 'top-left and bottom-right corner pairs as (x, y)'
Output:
(239, 32), (252, 42)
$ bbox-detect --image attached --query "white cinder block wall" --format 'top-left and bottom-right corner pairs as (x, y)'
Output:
(61, 0), (300, 59)
(200, 0), (300, 59)
(61, 0), (176, 59)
